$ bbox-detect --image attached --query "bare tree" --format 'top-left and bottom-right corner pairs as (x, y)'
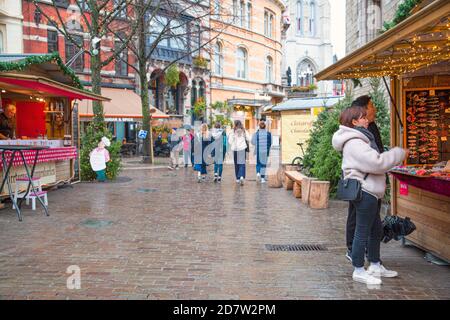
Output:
(109, 0), (236, 163)
(33, 0), (152, 130)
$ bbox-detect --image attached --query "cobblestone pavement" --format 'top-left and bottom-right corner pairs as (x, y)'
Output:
(0, 164), (449, 300)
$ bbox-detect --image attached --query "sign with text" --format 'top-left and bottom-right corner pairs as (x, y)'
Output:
(399, 182), (409, 196)
(281, 113), (315, 164)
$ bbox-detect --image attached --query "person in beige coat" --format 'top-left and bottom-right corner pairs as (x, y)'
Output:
(227, 120), (251, 185)
(332, 105), (408, 285)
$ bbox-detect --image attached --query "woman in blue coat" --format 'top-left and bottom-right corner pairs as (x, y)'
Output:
(193, 123), (212, 182)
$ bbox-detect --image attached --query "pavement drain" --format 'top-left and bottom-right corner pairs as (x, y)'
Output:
(265, 244), (328, 252)
(137, 188), (158, 193)
(80, 219), (114, 229)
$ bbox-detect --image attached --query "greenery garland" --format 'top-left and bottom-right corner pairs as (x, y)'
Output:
(382, 0), (422, 32)
(0, 52), (84, 89)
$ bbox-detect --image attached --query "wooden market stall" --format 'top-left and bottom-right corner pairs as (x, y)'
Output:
(315, 0), (450, 262)
(0, 53), (108, 195)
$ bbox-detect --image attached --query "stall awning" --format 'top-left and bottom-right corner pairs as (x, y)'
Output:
(315, 0), (450, 80)
(272, 96), (342, 111)
(78, 87), (169, 120)
(0, 73), (109, 101)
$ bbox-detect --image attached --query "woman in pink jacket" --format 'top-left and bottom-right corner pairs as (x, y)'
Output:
(332, 105), (408, 286)
(182, 129), (193, 168)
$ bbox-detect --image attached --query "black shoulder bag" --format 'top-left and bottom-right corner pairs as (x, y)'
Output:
(336, 171), (369, 201)
(336, 138), (369, 201)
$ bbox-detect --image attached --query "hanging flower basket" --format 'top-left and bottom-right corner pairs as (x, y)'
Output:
(165, 65), (180, 88)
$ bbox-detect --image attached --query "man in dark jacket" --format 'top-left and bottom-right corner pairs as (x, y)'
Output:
(346, 95), (385, 262)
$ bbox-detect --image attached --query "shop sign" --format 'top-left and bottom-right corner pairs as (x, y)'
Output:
(399, 182), (409, 196)
(138, 130), (148, 139)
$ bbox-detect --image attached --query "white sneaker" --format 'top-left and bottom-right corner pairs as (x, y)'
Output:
(168, 166), (174, 170)
(256, 173), (261, 181)
(261, 178), (266, 183)
(236, 179), (240, 184)
(352, 270), (382, 285)
(367, 264), (398, 278)
(240, 177), (244, 185)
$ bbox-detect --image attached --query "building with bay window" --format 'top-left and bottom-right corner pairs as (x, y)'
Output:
(210, 0), (286, 135)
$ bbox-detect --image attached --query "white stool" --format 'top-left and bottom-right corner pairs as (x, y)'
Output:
(27, 190), (48, 211)
(13, 177), (44, 210)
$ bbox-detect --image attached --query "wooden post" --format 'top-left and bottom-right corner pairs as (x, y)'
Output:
(268, 167), (283, 188)
(293, 182), (302, 198)
(301, 177), (317, 205)
(309, 181), (330, 209)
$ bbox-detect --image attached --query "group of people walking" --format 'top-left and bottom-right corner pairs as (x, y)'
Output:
(167, 119), (272, 185)
(332, 95), (408, 285)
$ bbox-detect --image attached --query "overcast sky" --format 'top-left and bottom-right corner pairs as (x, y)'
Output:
(329, 0), (346, 60)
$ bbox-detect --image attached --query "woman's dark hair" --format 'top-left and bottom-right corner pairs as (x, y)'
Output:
(351, 95), (372, 109)
(339, 106), (367, 128)
(214, 121), (221, 129)
(259, 121), (266, 129)
(234, 120), (243, 131)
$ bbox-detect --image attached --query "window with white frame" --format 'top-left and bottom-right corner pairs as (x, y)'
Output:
(214, 42), (223, 75)
(236, 47), (248, 79)
(233, 0), (238, 24)
(309, 1), (315, 36)
(265, 56), (273, 83)
(213, 0), (220, 15)
(240, 1), (245, 27)
(0, 31), (3, 54)
(264, 10), (274, 38)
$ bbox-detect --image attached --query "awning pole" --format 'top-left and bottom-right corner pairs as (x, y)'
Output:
(382, 76), (403, 129)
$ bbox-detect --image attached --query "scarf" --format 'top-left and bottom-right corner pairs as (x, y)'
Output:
(354, 126), (380, 152)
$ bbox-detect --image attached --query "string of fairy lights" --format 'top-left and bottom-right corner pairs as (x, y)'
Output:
(336, 18), (450, 79)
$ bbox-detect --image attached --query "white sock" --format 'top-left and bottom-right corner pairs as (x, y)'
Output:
(198, 172), (201, 178)
(370, 262), (381, 268)
(354, 267), (365, 274)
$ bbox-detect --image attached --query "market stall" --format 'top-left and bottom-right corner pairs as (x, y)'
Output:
(0, 53), (108, 196)
(315, 0), (450, 261)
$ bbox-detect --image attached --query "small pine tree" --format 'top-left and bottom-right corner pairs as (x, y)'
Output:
(80, 121), (122, 181)
(302, 95), (353, 196)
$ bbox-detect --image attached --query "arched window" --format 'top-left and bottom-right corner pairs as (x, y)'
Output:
(297, 60), (316, 86)
(214, 42), (223, 75)
(236, 47), (248, 79)
(310, 1), (315, 36)
(240, 1), (245, 27)
(265, 56), (273, 83)
(296, 1), (303, 34)
(191, 79), (205, 109)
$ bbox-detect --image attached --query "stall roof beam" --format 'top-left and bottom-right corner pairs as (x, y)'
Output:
(315, 0), (450, 80)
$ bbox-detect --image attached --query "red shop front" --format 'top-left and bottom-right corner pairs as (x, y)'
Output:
(0, 54), (108, 195)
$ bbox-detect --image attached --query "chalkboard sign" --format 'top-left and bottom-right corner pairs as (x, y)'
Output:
(72, 101), (80, 181)
(404, 88), (450, 165)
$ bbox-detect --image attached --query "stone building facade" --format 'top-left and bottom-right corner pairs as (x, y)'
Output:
(345, 0), (403, 96)
(282, 0), (334, 97)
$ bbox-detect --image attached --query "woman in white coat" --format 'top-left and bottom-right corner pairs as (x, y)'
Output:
(332, 105), (408, 285)
(228, 120), (250, 185)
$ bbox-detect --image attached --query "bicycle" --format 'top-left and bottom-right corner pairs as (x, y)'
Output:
(291, 142), (305, 171)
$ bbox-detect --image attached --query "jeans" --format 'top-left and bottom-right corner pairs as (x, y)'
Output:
(96, 169), (106, 182)
(214, 163), (223, 177)
(233, 150), (246, 179)
(256, 162), (267, 178)
(346, 201), (357, 251)
(351, 191), (382, 268)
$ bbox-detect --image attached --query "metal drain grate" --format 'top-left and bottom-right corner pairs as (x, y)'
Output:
(137, 188), (158, 193)
(265, 244), (327, 252)
(81, 219), (114, 229)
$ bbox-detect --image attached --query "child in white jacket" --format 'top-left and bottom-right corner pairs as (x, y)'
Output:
(332, 105), (407, 286)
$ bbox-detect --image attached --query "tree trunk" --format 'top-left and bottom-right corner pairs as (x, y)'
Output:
(90, 9), (103, 131)
(137, 1), (153, 164)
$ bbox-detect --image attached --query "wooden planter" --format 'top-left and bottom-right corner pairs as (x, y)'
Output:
(309, 181), (330, 209)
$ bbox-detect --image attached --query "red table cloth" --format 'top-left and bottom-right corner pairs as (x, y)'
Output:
(0, 147), (77, 169)
(390, 172), (450, 197)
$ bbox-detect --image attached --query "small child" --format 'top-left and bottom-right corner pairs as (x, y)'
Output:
(90, 137), (111, 182)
